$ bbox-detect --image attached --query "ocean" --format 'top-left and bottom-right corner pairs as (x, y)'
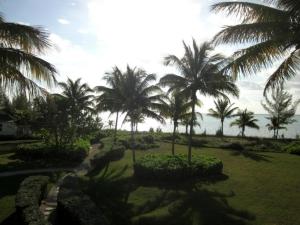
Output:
(132, 114), (300, 139)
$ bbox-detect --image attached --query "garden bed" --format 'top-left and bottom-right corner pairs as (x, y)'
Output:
(134, 154), (223, 181)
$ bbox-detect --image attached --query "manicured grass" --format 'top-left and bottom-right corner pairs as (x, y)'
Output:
(86, 142), (300, 225)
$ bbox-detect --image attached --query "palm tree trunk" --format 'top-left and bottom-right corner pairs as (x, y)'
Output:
(113, 111), (119, 144)
(185, 124), (188, 135)
(131, 120), (136, 163)
(273, 129), (276, 139)
(242, 126), (245, 137)
(171, 121), (177, 155)
(221, 119), (224, 136)
(188, 94), (196, 164)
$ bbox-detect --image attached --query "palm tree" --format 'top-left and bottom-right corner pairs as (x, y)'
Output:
(180, 115), (202, 136)
(58, 78), (94, 141)
(122, 65), (166, 163)
(211, 0), (300, 94)
(0, 15), (57, 95)
(160, 40), (239, 163)
(108, 120), (114, 129)
(94, 66), (123, 143)
(208, 99), (238, 136)
(161, 93), (194, 155)
(230, 109), (259, 137)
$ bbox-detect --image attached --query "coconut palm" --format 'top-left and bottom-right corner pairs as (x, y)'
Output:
(94, 67), (123, 143)
(160, 39), (239, 163)
(58, 78), (94, 141)
(208, 99), (238, 136)
(122, 65), (166, 163)
(211, 0), (300, 94)
(180, 115), (202, 136)
(230, 109), (259, 137)
(161, 93), (197, 155)
(0, 15), (57, 95)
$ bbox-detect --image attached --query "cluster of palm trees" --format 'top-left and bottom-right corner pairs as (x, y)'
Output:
(1, 0), (300, 161)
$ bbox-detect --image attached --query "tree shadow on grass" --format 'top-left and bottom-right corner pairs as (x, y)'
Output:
(134, 187), (255, 225)
(229, 150), (272, 162)
(83, 164), (138, 225)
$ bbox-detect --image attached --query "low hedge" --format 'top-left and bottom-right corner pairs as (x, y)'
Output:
(15, 176), (50, 225)
(134, 154), (223, 181)
(57, 175), (108, 225)
(16, 142), (87, 162)
(118, 135), (159, 150)
(284, 141), (300, 155)
(90, 144), (125, 171)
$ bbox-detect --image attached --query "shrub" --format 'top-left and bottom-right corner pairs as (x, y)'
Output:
(15, 176), (50, 225)
(73, 138), (91, 152)
(16, 142), (87, 162)
(57, 175), (108, 225)
(284, 142), (300, 155)
(90, 144), (125, 172)
(220, 142), (244, 151)
(117, 135), (159, 150)
(134, 154), (223, 181)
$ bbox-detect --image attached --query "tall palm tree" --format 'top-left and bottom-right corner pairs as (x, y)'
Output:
(0, 15), (57, 95)
(230, 109), (259, 137)
(59, 78), (94, 141)
(211, 0), (300, 94)
(208, 99), (238, 136)
(122, 65), (166, 163)
(94, 66), (123, 143)
(160, 40), (239, 163)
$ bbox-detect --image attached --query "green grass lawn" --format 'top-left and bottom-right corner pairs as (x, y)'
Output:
(85, 142), (300, 225)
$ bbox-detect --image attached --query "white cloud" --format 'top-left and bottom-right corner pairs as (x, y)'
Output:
(58, 18), (70, 25)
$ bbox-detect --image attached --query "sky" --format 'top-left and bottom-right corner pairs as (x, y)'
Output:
(1, 0), (300, 129)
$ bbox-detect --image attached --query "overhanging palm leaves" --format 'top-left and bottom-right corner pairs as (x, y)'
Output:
(160, 39), (239, 163)
(211, 0), (300, 94)
(0, 15), (57, 96)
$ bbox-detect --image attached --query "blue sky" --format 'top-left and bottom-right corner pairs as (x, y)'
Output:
(1, 0), (300, 127)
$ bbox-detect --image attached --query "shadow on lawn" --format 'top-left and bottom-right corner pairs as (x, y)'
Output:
(84, 164), (255, 225)
(229, 150), (272, 162)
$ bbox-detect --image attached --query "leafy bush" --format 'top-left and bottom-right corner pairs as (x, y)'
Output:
(284, 142), (300, 155)
(57, 175), (108, 225)
(117, 135), (159, 150)
(15, 176), (50, 225)
(73, 138), (91, 152)
(16, 142), (87, 162)
(220, 142), (244, 151)
(90, 143), (125, 173)
(134, 154), (223, 181)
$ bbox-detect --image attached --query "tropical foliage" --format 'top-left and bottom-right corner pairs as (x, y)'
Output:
(261, 82), (299, 138)
(211, 0), (300, 93)
(208, 99), (238, 136)
(230, 109), (259, 137)
(0, 15), (57, 96)
(160, 39), (239, 163)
